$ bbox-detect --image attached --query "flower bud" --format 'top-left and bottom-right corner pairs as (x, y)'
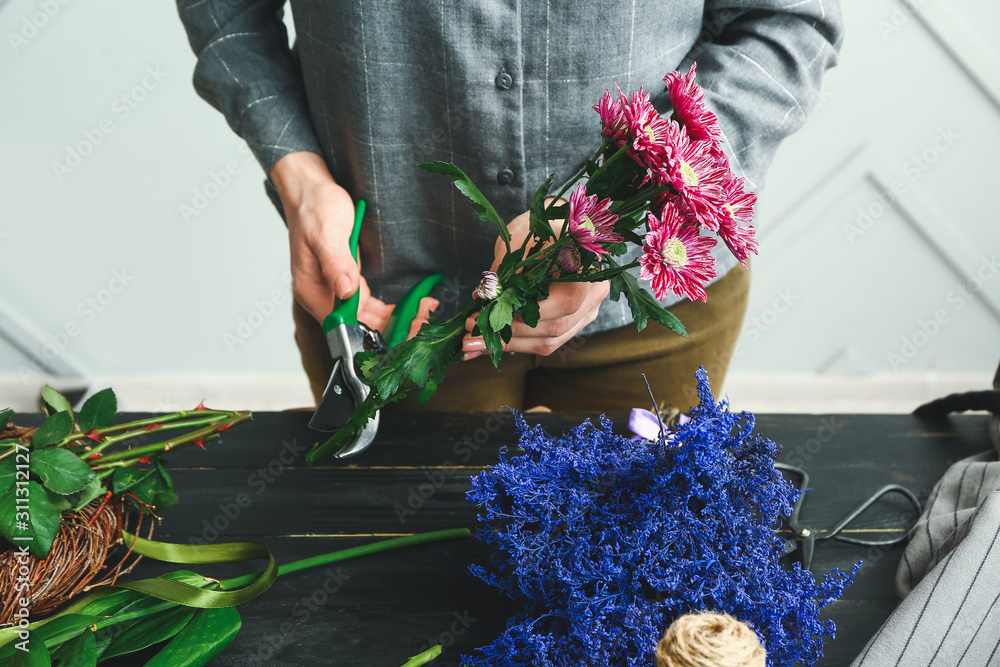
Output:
(475, 271), (502, 301)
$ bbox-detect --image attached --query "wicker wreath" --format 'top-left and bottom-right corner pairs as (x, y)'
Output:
(0, 493), (154, 625)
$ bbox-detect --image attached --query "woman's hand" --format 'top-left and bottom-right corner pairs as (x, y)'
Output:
(272, 151), (437, 340)
(461, 205), (609, 360)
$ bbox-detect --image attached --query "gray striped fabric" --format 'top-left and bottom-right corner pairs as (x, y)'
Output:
(175, 0), (843, 328)
(853, 451), (1000, 666)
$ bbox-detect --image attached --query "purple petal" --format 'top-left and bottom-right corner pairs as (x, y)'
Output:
(628, 408), (666, 441)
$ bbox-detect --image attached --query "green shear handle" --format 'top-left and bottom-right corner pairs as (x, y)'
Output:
(321, 200), (443, 347)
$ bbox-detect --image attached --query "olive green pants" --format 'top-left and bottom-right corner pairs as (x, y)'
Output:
(293, 265), (750, 413)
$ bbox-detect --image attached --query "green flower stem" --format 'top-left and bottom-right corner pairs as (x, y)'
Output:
(62, 409), (234, 444)
(97, 433), (223, 470)
(308, 302), (478, 464)
(400, 645), (443, 666)
(548, 140), (609, 205)
(220, 528), (471, 589)
(548, 260), (639, 283)
(90, 412), (252, 468)
(81, 415), (233, 459)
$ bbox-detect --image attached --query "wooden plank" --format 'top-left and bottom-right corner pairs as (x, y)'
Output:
(28, 410), (993, 666)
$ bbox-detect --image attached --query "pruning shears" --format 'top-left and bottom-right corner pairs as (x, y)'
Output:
(308, 200), (443, 458)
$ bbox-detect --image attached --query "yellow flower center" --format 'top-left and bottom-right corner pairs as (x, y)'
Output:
(723, 202), (736, 220)
(579, 215), (596, 233)
(680, 160), (699, 188)
(644, 124), (658, 145)
(661, 237), (687, 268)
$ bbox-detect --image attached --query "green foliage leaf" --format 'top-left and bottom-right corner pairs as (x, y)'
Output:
(488, 290), (520, 332)
(46, 489), (71, 512)
(10, 639), (51, 667)
(0, 481), (62, 557)
(520, 297), (540, 328)
(100, 606), (196, 661)
(33, 411), (74, 448)
(49, 627), (96, 666)
(112, 467), (153, 495)
(41, 386), (73, 417)
(126, 472), (178, 512)
(419, 161), (510, 247)
(0, 408), (13, 432)
(476, 306), (504, 368)
(528, 174), (556, 242)
(0, 458), (16, 497)
(79, 389), (116, 432)
(30, 448), (95, 495)
(143, 607), (241, 667)
(153, 458), (174, 491)
(610, 270), (688, 337)
(70, 478), (104, 513)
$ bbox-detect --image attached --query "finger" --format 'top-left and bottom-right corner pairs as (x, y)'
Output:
(292, 245), (337, 324)
(464, 312), (481, 333)
(316, 240), (361, 301)
(356, 277), (394, 334)
(501, 310), (593, 356)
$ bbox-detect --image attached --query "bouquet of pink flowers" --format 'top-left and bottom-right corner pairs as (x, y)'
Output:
(308, 64), (758, 464)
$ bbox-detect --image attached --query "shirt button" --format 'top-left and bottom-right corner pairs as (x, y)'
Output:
(495, 70), (513, 90)
(497, 168), (515, 185)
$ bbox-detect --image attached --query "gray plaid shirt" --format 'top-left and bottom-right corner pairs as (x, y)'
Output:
(177, 0), (842, 330)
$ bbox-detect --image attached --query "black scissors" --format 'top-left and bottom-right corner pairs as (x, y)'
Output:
(777, 463), (922, 570)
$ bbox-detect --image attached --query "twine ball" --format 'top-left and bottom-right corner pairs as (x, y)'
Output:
(656, 612), (766, 667)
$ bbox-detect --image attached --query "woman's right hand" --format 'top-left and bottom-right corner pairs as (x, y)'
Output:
(270, 151), (360, 324)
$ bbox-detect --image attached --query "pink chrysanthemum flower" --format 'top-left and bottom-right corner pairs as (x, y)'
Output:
(718, 176), (759, 266)
(654, 122), (728, 231)
(664, 63), (721, 146)
(595, 87), (628, 147)
(557, 245), (582, 273)
(622, 86), (671, 160)
(566, 184), (623, 256)
(640, 203), (717, 302)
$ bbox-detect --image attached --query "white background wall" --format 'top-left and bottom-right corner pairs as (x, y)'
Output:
(1, 0), (998, 410)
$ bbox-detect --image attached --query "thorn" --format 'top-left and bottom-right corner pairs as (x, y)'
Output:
(85, 429), (102, 442)
(195, 401), (208, 411)
(215, 422), (232, 432)
(87, 452), (102, 459)
(193, 439), (205, 450)
(138, 456), (151, 464)
(142, 423), (162, 431)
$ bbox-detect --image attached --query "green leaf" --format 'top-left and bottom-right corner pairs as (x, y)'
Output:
(49, 627), (96, 667)
(46, 489), (71, 512)
(32, 613), (103, 650)
(520, 298), (540, 328)
(476, 306), (504, 369)
(41, 386), (73, 417)
(488, 290), (520, 332)
(418, 161), (510, 247)
(32, 411), (74, 448)
(0, 482), (63, 558)
(0, 409), (13, 433)
(100, 606), (196, 661)
(126, 473), (178, 512)
(78, 389), (116, 432)
(112, 467), (154, 495)
(10, 639), (51, 667)
(528, 174), (556, 242)
(0, 458), (16, 497)
(70, 478), (104, 513)
(153, 459), (173, 491)
(30, 448), (95, 495)
(609, 269), (688, 337)
(143, 607), (241, 667)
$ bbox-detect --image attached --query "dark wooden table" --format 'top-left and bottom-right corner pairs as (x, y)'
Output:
(100, 410), (991, 667)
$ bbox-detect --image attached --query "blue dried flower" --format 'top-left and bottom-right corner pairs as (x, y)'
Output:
(465, 368), (857, 667)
